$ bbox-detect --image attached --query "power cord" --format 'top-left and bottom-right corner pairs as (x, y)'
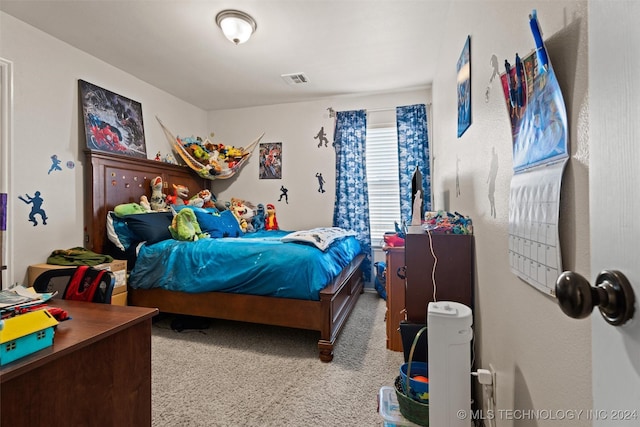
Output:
(425, 227), (439, 301)
(472, 369), (496, 427)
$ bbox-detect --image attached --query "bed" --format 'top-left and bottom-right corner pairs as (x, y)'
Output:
(84, 150), (365, 362)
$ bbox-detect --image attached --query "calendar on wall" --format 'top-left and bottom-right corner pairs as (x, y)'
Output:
(508, 160), (567, 295)
(502, 10), (569, 296)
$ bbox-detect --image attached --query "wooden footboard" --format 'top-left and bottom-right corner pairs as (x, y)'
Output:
(318, 253), (365, 361)
(129, 253), (365, 362)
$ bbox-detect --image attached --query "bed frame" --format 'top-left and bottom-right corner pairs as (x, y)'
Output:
(84, 150), (364, 362)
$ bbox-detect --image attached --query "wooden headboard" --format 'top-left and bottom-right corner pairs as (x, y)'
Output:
(84, 150), (209, 255)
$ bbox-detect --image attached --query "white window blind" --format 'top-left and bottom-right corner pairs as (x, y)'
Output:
(366, 126), (401, 247)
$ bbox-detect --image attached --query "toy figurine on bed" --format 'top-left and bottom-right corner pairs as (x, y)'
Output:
(197, 189), (215, 208)
(229, 198), (250, 233)
(265, 203), (279, 230)
(149, 176), (168, 211)
(169, 208), (208, 241)
(252, 203), (266, 231)
(166, 184), (189, 206)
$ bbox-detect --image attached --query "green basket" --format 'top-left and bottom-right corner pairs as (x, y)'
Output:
(394, 326), (429, 426)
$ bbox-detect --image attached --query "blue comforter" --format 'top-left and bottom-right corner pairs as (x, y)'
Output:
(128, 230), (362, 301)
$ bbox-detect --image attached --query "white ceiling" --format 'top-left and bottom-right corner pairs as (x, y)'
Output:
(0, 0), (450, 111)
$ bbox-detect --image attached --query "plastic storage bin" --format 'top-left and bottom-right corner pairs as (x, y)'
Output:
(379, 386), (421, 427)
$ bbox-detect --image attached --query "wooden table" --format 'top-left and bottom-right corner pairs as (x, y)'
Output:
(0, 300), (158, 426)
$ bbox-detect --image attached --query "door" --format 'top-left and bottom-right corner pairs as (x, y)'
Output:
(590, 1), (640, 422)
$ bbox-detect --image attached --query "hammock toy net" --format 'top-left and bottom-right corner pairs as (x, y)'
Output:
(157, 116), (264, 180)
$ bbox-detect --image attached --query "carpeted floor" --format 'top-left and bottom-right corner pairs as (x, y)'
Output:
(150, 291), (404, 426)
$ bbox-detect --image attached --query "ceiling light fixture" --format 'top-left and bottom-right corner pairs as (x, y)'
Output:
(215, 9), (257, 45)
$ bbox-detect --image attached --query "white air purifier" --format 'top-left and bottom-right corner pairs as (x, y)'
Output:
(427, 301), (473, 427)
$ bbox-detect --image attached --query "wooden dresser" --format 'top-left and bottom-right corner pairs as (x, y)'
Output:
(1, 300), (158, 426)
(384, 246), (406, 352)
(404, 225), (474, 323)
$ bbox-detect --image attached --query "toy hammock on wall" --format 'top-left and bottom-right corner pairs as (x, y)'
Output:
(157, 116), (264, 180)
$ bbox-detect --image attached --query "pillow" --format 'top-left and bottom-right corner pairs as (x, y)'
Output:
(106, 211), (139, 251)
(172, 205), (242, 238)
(125, 212), (174, 244)
(172, 205), (218, 215)
(281, 227), (357, 251)
(173, 205), (235, 237)
(197, 209), (243, 238)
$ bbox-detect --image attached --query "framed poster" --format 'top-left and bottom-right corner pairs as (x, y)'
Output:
(79, 80), (146, 158)
(259, 142), (282, 179)
(457, 35), (472, 137)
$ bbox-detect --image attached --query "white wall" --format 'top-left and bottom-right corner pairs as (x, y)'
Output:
(0, 12), (208, 286)
(429, 1), (591, 425)
(206, 89), (430, 231)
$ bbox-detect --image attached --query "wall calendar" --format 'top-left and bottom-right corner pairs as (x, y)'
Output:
(502, 10), (569, 296)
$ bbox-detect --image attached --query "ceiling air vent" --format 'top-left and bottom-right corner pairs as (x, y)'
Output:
(281, 72), (309, 85)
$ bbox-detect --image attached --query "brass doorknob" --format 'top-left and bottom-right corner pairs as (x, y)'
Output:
(555, 270), (635, 326)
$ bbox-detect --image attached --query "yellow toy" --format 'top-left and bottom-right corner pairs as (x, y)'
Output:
(230, 198), (249, 233)
(265, 203), (279, 230)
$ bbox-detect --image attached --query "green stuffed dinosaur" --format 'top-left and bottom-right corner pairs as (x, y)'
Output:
(113, 202), (148, 217)
(169, 208), (209, 241)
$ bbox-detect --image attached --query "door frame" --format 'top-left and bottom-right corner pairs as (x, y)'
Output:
(0, 57), (13, 288)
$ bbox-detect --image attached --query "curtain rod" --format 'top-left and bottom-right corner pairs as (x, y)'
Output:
(328, 103), (432, 118)
(327, 106), (394, 118)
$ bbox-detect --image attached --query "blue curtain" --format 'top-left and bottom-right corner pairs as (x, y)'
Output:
(333, 110), (372, 282)
(396, 104), (431, 225)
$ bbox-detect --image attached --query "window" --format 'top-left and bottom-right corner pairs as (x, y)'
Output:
(366, 126), (401, 246)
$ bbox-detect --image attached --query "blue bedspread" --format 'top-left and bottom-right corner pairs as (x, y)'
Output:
(128, 230), (362, 301)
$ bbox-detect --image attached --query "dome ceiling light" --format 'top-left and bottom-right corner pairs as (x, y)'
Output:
(215, 9), (257, 45)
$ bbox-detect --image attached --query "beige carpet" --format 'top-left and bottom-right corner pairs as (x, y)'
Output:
(150, 291), (404, 426)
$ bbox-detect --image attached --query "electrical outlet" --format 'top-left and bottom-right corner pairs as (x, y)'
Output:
(489, 363), (497, 402)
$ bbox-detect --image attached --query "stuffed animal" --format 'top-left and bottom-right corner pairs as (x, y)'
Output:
(169, 208), (208, 241)
(166, 184), (189, 206)
(230, 198), (249, 232)
(163, 152), (178, 165)
(240, 202), (256, 232)
(187, 193), (205, 208)
(265, 203), (279, 230)
(114, 202), (147, 217)
(149, 176), (167, 211)
(197, 189), (215, 208)
(215, 199), (229, 211)
(139, 195), (152, 212)
(252, 203), (266, 231)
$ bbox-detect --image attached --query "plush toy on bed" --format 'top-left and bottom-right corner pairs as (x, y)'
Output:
(139, 195), (152, 212)
(196, 189), (215, 208)
(252, 203), (266, 231)
(265, 203), (279, 230)
(169, 208), (208, 241)
(166, 184), (189, 206)
(149, 176), (168, 211)
(186, 192), (205, 208)
(242, 206), (256, 233)
(114, 202), (148, 217)
(230, 198), (249, 233)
